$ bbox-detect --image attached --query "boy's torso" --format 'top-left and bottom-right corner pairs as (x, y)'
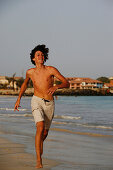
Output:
(28, 66), (54, 100)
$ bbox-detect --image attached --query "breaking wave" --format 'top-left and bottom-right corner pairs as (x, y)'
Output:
(0, 113), (32, 117)
(0, 107), (29, 111)
(76, 123), (113, 130)
(54, 115), (81, 120)
(52, 121), (68, 125)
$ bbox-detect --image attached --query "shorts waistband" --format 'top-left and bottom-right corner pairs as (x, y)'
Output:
(32, 95), (54, 102)
(42, 98), (50, 102)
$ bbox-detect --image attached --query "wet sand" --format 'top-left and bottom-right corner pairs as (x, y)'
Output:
(45, 129), (113, 169)
(0, 137), (59, 170)
(0, 128), (113, 170)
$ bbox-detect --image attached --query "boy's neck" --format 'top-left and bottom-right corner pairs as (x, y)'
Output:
(36, 63), (45, 69)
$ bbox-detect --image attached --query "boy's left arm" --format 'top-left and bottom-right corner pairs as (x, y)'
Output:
(48, 67), (70, 95)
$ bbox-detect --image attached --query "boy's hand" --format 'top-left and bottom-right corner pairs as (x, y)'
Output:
(14, 99), (21, 111)
(47, 86), (58, 95)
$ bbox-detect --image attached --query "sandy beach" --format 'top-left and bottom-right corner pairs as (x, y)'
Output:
(1, 130), (113, 170)
(0, 136), (59, 170)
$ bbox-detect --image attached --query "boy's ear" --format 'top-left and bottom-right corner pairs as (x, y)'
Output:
(32, 57), (35, 61)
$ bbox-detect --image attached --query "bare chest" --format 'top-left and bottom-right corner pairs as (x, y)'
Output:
(30, 70), (53, 86)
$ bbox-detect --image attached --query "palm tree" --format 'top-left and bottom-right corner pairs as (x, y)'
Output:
(16, 77), (24, 88)
(6, 73), (16, 91)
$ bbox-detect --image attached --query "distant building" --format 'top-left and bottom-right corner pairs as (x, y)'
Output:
(0, 76), (22, 89)
(66, 77), (103, 89)
(0, 76), (8, 85)
(103, 77), (113, 89)
(109, 77), (113, 86)
(103, 83), (113, 89)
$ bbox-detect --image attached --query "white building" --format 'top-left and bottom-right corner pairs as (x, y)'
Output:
(0, 76), (22, 89)
(0, 76), (8, 85)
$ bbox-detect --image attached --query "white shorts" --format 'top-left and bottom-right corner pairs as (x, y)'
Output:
(31, 95), (55, 130)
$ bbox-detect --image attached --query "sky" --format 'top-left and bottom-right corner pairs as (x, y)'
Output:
(0, 0), (113, 79)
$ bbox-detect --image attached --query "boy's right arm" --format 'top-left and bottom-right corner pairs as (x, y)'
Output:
(14, 70), (30, 111)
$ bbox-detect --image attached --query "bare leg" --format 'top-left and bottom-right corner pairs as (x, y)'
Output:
(35, 121), (44, 168)
(40, 129), (48, 156)
(43, 129), (48, 141)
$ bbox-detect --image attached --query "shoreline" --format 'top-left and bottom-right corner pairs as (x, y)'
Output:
(50, 127), (113, 138)
(0, 136), (59, 170)
(0, 88), (113, 96)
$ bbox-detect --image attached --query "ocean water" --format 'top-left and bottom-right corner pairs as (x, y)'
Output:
(0, 95), (113, 169)
(0, 95), (113, 136)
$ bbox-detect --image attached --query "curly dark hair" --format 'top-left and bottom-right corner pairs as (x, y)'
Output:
(30, 44), (49, 65)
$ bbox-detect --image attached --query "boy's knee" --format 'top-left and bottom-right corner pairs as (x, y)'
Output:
(36, 121), (44, 134)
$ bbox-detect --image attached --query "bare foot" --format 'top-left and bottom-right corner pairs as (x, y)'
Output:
(35, 160), (43, 169)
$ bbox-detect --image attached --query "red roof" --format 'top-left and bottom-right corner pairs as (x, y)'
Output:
(68, 77), (102, 84)
(104, 83), (113, 88)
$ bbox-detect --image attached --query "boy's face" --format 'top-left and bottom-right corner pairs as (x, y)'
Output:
(33, 51), (44, 64)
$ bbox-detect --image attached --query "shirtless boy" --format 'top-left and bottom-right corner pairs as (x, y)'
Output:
(14, 44), (69, 168)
